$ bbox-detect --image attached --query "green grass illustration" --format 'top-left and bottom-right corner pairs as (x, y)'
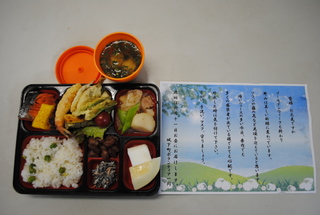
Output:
(161, 162), (314, 192)
(252, 165), (314, 183)
(162, 162), (249, 185)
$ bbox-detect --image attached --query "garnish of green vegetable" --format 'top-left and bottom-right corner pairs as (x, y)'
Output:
(29, 163), (36, 174)
(121, 102), (140, 134)
(73, 125), (109, 143)
(118, 109), (127, 130)
(80, 126), (108, 139)
(44, 155), (51, 162)
(59, 167), (66, 174)
(28, 176), (36, 183)
(50, 143), (57, 149)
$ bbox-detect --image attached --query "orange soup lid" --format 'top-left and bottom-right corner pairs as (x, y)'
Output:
(55, 46), (102, 84)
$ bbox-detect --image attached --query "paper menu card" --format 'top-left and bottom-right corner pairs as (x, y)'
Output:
(159, 82), (315, 194)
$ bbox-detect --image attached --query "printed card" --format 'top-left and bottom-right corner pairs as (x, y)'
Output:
(159, 82), (315, 194)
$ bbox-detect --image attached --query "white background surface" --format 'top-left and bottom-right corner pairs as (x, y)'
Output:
(1, 0), (320, 214)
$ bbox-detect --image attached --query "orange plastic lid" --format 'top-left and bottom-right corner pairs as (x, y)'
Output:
(55, 46), (102, 84)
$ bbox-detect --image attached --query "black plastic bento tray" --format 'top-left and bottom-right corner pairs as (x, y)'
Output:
(13, 83), (161, 196)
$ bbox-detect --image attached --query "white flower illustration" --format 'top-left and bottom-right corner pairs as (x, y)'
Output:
(197, 182), (207, 191)
(160, 177), (173, 191)
(176, 185), (186, 192)
(215, 178), (231, 191)
(299, 178), (314, 191)
(287, 185), (296, 192)
(243, 179), (259, 191)
(266, 183), (276, 191)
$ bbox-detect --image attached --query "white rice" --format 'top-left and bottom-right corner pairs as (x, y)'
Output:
(21, 136), (83, 188)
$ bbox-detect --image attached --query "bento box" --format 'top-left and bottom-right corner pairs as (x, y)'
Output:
(13, 83), (161, 196)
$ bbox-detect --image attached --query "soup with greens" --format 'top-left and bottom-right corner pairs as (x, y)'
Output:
(100, 40), (142, 78)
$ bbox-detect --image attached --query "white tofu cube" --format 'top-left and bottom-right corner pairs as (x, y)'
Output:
(127, 144), (151, 166)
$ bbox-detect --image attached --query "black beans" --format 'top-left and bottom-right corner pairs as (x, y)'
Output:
(88, 137), (99, 148)
(88, 151), (99, 157)
(103, 135), (118, 147)
(87, 135), (119, 161)
(101, 150), (109, 161)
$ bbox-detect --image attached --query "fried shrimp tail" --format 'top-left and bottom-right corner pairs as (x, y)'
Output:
(55, 83), (82, 137)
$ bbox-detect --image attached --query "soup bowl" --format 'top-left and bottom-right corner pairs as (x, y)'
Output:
(94, 32), (145, 83)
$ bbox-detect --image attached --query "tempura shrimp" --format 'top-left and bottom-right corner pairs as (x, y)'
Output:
(55, 83), (82, 137)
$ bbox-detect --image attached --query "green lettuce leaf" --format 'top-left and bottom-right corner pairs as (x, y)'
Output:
(73, 126), (109, 142)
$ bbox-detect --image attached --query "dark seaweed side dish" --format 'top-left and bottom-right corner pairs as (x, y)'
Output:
(100, 40), (142, 78)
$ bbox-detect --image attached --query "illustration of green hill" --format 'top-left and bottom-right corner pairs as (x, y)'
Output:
(251, 165), (314, 185)
(161, 162), (314, 187)
(161, 162), (249, 185)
